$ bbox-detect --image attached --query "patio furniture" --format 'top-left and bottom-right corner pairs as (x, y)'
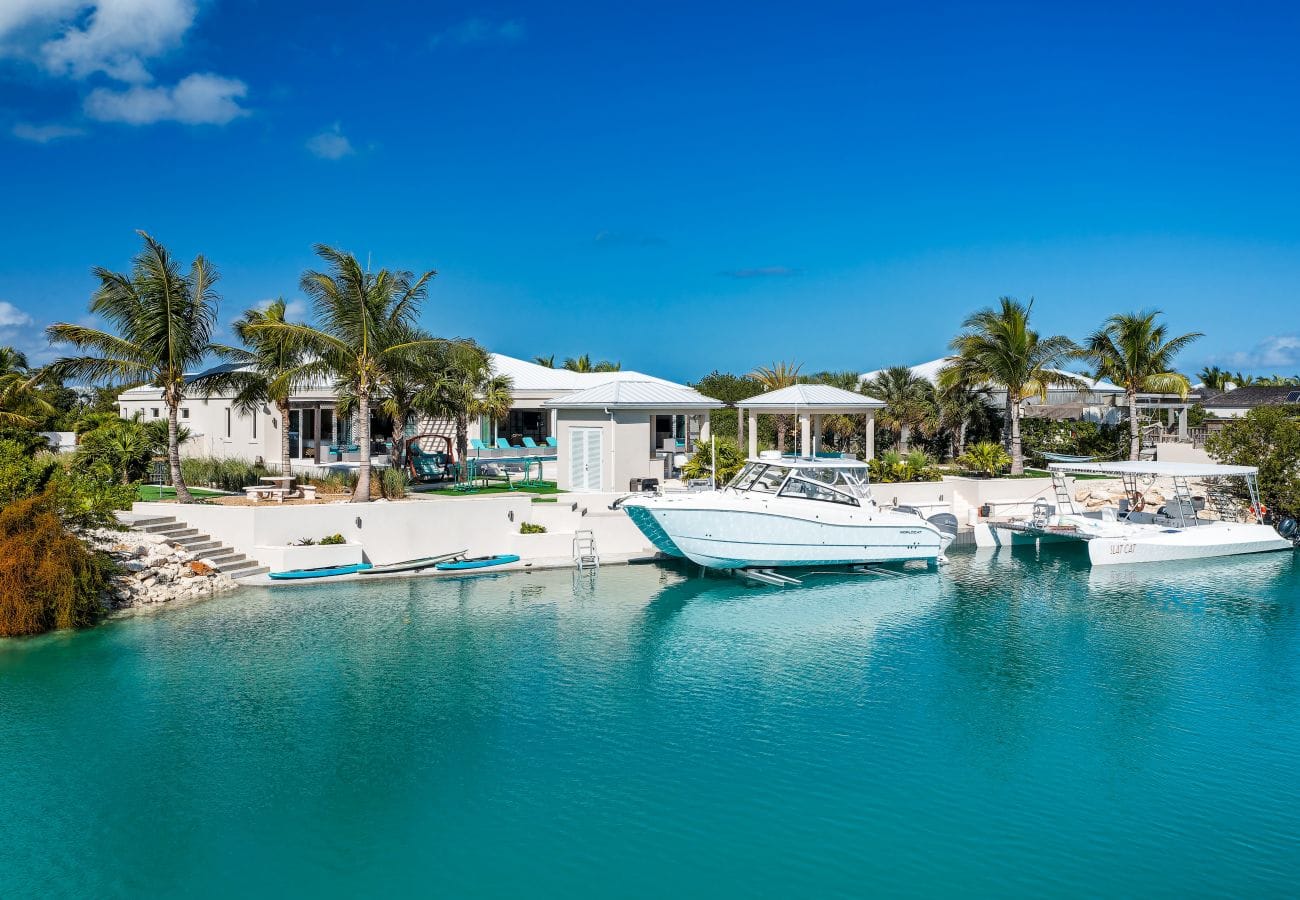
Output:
(521, 437), (539, 449)
(545, 436), (558, 448)
(470, 439), (488, 452)
(495, 438), (520, 451)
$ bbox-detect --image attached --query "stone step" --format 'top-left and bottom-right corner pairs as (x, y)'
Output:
(141, 522), (191, 534)
(232, 565), (270, 579)
(201, 552), (245, 567)
(126, 515), (176, 529)
(179, 540), (222, 553)
(155, 527), (199, 540)
(221, 559), (264, 575)
(169, 533), (214, 547)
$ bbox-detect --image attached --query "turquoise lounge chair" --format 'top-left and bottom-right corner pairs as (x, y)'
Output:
(470, 438), (487, 452)
(545, 436), (557, 448)
(521, 437), (539, 449)
(495, 438), (517, 450)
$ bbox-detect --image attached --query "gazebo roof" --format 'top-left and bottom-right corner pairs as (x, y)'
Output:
(543, 380), (723, 410)
(740, 383), (884, 412)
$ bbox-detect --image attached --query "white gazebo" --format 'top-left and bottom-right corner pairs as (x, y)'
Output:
(737, 384), (885, 459)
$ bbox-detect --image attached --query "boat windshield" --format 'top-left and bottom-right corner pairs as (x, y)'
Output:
(726, 462), (871, 504)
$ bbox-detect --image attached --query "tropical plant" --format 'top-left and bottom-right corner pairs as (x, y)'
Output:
(1198, 366), (1229, 391)
(937, 381), (995, 458)
(691, 371), (766, 441)
(1083, 310), (1202, 460)
(179, 456), (274, 492)
(46, 231), (219, 503)
(245, 245), (443, 502)
(748, 361), (802, 451)
(533, 354), (556, 368)
(319, 533), (346, 545)
(420, 341), (514, 473)
(868, 449), (940, 483)
(1205, 406), (1300, 519)
(939, 297), (1081, 475)
(862, 365), (937, 454)
(0, 346), (53, 428)
(193, 298), (311, 476)
(958, 440), (1012, 478)
(519, 522), (547, 534)
(562, 354), (621, 372)
(681, 436), (746, 486)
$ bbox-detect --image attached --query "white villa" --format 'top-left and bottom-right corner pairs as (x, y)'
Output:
(117, 354), (720, 491)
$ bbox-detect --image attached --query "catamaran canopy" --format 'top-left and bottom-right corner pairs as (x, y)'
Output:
(1047, 460), (1257, 477)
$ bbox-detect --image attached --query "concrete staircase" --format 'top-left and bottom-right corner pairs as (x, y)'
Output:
(126, 515), (269, 579)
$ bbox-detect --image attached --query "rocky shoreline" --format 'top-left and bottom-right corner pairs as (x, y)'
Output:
(85, 528), (239, 611)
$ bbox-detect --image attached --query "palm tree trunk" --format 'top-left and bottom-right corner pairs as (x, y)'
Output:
(166, 393), (193, 503)
(456, 413), (469, 480)
(957, 419), (968, 457)
(1009, 402), (1024, 476)
(900, 424), (911, 455)
(391, 410), (407, 472)
(1003, 396), (1014, 452)
(278, 400), (292, 475)
(1128, 390), (1140, 461)
(354, 390), (371, 502)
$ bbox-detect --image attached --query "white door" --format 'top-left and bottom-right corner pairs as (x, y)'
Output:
(568, 426), (603, 491)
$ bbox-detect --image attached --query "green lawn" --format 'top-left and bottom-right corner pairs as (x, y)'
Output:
(136, 485), (227, 501)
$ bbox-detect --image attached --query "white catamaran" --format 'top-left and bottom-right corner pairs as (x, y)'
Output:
(621, 453), (956, 571)
(974, 460), (1293, 565)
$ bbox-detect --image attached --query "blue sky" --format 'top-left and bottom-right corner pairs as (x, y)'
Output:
(2, 1), (1299, 382)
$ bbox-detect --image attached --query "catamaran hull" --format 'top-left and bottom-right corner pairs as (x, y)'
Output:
(625, 503), (947, 570)
(1087, 524), (1292, 565)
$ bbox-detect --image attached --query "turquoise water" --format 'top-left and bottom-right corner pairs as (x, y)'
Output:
(4, 548), (1300, 897)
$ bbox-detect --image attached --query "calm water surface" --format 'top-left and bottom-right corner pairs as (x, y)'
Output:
(3, 547), (1300, 898)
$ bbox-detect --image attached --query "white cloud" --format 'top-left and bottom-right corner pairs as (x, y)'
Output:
(1, 2), (250, 129)
(11, 121), (86, 142)
(0, 301), (34, 329)
(84, 72), (249, 125)
(1221, 335), (1300, 371)
(254, 298), (309, 320)
(430, 17), (526, 47)
(306, 123), (354, 160)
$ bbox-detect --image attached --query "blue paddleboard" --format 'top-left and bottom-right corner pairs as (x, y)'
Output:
(434, 554), (520, 571)
(269, 563), (374, 580)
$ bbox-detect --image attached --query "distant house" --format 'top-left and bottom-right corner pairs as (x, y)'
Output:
(1201, 386), (1300, 421)
(860, 357), (1126, 424)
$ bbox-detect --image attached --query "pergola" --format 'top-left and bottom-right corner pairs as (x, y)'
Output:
(737, 384), (885, 459)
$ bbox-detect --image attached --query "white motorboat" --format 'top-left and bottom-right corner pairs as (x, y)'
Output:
(974, 460), (1293, 565)
(621, 453), (956, 571)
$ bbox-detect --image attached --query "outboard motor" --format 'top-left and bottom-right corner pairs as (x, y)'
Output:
(927, 512), (960, 539)
(1276, 517), (1299, 545)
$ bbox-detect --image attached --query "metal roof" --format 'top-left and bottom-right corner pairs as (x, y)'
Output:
(489, 354), (679, 392)
(741, 383), (884, 410)
(1048, 460), (1258, 477)
(543, 380), (723, 409)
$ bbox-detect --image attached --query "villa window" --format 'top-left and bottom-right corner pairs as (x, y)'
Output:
(151, 408), (159, 418)
(182, 408), (189, 419)
(251, 412), (257, 440)
(320, 409), (335, 443)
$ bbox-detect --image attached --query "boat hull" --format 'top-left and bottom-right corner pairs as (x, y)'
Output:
(623, 497), (946, 570)
(1087, 523), (1292, 565)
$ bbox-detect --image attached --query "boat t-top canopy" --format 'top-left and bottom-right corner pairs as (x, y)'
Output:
(748, 453), (867, 469)
(1047, 460), (1258, 478)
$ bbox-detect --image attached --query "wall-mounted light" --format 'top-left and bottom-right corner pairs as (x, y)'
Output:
(508, 510), (515, 522)
(355, 517), (362, 529)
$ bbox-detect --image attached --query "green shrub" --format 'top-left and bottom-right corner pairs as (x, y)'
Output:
(319, 533), (346, 545)
(682, 436), (746, 486)
(375, 466), (408, 500)
(519, 522), (547, 534)
(1205, 407), (1300, 518)
(179, 457), (274, 492)
(957, 441), (1012, 478)
(869, 449), (942, 483)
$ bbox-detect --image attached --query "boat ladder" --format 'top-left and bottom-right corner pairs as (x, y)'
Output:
(573, 530), (600, 571)
(1051, 472), (1077, 514)
(1203, 479), (1242, 522)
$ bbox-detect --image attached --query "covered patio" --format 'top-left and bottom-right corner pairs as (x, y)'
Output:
(737, 384), (885, 459)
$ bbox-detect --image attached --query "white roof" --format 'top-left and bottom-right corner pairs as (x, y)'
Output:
(741, 383), (884, 409)
(490, 354), (678, 392)
(860, 357), (1124, 394)
(543, 380), (722, 410)
(1048, 460), (1257, 477)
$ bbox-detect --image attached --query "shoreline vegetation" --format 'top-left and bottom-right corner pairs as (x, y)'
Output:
(2, 232), (1299, 636)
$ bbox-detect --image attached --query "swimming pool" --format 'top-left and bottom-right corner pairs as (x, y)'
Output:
(3, 547), (1299, 897)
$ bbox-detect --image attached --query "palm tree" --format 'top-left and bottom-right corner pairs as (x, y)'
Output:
(862, 365), (936, 454)
(1083, 311), (1202, 460)
(937, 380), (994, 459)
(46, 231), (219, 502)
(1198, 365), (1229, 391)
(422, 341), (514, 471)
(748, 361), (802, 451)
(562, 354), (621, 373)
(533, 354), (556, 368)
(192, 298), (311, 476)
(0, 347), (52, 428)
(246, 245), (442, 502)
(939, 297), (1081, 475)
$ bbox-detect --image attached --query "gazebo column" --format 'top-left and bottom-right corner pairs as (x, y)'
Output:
(699, 414), (710, 444)
(1177, 405), (1189, 440)
(748, 410), (759, 458)
(865, 411), (876, 460)
(813, 414), (823, 455)
(799, 414), (811, 457)
(735, 405), (743, 452)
